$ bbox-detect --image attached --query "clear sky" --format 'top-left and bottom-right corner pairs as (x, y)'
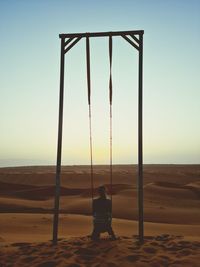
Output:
(0, 0), (200, 167)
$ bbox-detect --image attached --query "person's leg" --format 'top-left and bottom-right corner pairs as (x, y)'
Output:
(107, 225), (117, 240)
(91, 225), (100, 240)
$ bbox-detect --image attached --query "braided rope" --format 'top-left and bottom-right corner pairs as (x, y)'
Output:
(86, 36), (94, 200)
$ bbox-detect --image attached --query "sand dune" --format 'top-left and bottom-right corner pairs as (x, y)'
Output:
(0, 165), (200, 266)
(0, 181), (87, 200)
(0, 177), (199, 224)
(144, 182), (199, 202)
(1, 213), (200, 243)
(1, 164), (199, 187)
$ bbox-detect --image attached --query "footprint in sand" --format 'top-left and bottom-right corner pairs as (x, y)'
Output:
(39, 251), (55, 257)
(23, 256), (38, 263)
(102, 246), (115, 253)
(75, 248), (98, 256)
(106, 262), (118, 267)
(178, 240), (192, 248)
(26, 248), (39, 254)
(11, 242), (30, 247)
(66, 264), (81, 267)
(36, 261), (58, 267)
(143, 246), (157, 254)
(74, 247), (99, 262)
(178, 249), (192, 256)
(126, 254), (140, 262)
(172, 260), (182, 265)
(71, 241), (83, 246)
(62, 253), (74, 258)
(159, 255), (170, 260)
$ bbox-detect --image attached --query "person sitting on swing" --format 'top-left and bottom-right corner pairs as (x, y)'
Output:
(91, 185), (116, 241)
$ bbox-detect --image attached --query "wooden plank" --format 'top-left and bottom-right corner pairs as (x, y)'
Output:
(138, 33), (144, 244)
(121, 35), (139, 51)
(59, 30), (144, 39)
(52, 38), (65, 245)
(64, 37), (82, 54)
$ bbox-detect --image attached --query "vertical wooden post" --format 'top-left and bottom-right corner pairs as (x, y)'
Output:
(53, 37), (65, 245)
(138, 32), (144, 244)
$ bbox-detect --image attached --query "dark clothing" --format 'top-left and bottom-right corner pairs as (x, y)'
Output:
(91, 197), (116, 240)
(93, 197), (112, 213)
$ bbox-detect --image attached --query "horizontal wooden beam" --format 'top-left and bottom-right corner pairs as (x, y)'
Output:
(60, 30), (144, 39)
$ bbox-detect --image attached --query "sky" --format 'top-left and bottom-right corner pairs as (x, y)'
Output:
(0, 0), (200, 167)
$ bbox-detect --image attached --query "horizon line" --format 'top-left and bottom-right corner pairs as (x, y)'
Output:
(0, 163), (200, 169)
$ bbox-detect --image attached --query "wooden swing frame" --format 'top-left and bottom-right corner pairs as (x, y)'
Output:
(53, 30), (144, 245)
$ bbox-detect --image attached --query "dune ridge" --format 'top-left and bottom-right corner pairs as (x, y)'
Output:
(0, 165), (200, 266)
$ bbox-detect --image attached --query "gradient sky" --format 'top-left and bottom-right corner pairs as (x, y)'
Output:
(0, 0), (200, 167)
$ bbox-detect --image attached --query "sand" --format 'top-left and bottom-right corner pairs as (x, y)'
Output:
(1, 235), (200, 267)
(0, 164), (200, 266)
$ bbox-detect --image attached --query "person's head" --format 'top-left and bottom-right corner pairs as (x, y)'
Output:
(98, 185), (106, 198)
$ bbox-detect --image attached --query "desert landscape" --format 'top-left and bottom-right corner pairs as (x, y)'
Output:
(0, 164), (200, 266)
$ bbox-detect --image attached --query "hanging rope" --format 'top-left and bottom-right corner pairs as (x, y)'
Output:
(109, 36), (113, 105)
(86, 35), (113, 203)
(109, 35), (113, 203)
(86, 36), (94, 201)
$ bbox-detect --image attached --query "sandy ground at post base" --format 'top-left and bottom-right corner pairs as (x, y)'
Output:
(0, 164), (200, 266)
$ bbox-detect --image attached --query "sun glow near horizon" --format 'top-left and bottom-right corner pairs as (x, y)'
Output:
(0, 1), (200, 167)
